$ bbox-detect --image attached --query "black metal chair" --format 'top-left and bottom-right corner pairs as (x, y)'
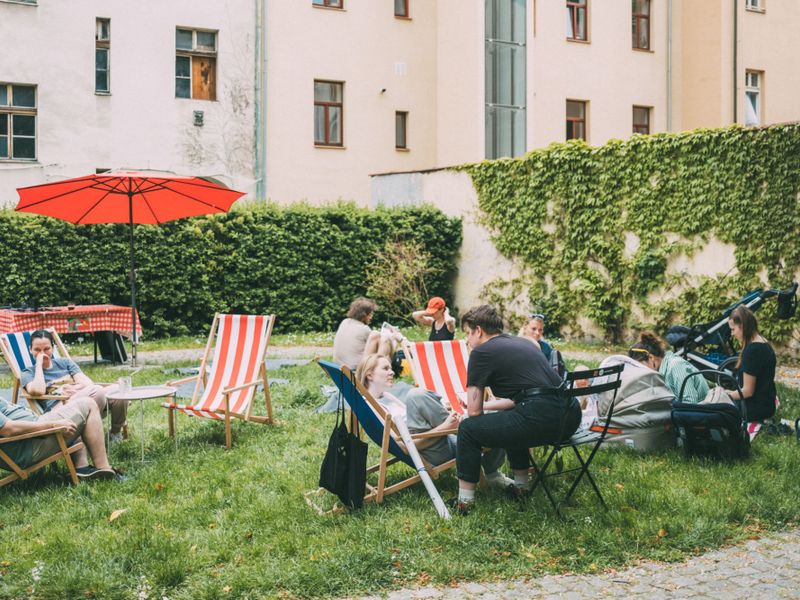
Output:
(529, 363), (624, 518)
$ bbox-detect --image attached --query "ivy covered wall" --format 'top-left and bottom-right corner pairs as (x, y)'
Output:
(463, 123), (800, 343)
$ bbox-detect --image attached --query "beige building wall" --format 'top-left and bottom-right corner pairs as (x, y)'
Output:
(265, 0), (439, 205)
(0, 0), (257, 206)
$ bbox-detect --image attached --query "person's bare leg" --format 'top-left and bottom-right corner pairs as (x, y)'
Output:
(80, 400), (112, 470)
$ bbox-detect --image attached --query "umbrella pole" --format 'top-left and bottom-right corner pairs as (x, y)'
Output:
(128, 191), (137, 367)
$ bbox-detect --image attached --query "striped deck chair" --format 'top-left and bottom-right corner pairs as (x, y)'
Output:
(0, 329), (71, 413)
(306, 360), (456, 512)
(162, 313), (276, 449)
(402, 340), (469, 414)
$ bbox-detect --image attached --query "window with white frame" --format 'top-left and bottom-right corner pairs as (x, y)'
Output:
(745, 0), (763, 11)
(313, 0), (343, 8)
(96, 18), (110, 93)
(745, 70), (762, 127)
(0, 84), (37, 160)
(314, 80), (343, 146)
(175, 28), (217, 101)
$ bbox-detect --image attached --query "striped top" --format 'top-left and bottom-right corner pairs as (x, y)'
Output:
(660, 351), (709, 403)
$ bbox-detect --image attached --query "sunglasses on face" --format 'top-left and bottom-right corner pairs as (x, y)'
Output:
(528, 313), (545, 321)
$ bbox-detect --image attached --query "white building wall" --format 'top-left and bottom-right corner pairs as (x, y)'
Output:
(0, 0), (256, 206)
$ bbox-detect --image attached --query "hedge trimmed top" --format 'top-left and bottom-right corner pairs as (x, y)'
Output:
(464, 123), (800, 342)
(0, 203), (462, 337)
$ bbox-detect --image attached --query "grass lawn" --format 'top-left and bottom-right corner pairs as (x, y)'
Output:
(1, 353), (799, 599)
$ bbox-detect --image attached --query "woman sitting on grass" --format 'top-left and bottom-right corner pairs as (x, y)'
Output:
(726, 306), (777, 421)
(356, 353), (511, 487)
(629, 332), (709, 403)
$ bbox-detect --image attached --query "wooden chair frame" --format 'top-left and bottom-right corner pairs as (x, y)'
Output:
(163, 313), (275, 449)
(0, 426), (84, 488)
(306, 360), (457, 513)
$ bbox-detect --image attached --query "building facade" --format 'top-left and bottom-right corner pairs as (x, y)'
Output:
(1, 0), (798, 208)
(0, 0), (258, 205)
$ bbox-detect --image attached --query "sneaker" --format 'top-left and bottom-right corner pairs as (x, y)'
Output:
(505, 483), (531, 502)
(78, 467), (116, 481)
(445, 496), (473, 516)
(109, 431), (124, 446)
(485, 472), (515, 489)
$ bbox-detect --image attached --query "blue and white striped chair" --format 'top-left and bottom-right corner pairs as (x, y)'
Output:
(0, 328), (69, 413)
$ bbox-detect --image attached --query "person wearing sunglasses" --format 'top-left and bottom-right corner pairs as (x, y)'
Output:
(628, 332), (708, 404)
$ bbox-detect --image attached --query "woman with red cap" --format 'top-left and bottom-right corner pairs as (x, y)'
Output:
(412, 296), (456, 341)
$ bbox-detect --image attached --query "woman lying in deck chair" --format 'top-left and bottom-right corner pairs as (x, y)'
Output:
(356, 353), (513, 488)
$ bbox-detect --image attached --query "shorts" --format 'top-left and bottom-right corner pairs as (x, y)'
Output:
(29, 397), (91, 464)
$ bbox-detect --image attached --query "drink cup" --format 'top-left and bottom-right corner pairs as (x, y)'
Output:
(118, 377), (132, 392)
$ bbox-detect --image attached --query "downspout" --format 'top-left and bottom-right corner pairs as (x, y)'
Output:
(732, 0), (738, 124)
(254, 0), (267, 199)
(666, 0), (673, 131)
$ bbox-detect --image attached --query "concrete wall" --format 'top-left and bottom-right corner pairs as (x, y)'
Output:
(0, 0), (256, 206)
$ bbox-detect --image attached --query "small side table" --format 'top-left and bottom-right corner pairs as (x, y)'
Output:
(106, 385), (176, 461)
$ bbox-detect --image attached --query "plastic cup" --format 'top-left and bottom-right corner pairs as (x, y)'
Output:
(118, 377), (132, 392)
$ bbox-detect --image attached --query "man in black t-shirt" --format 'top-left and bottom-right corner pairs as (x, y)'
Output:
(452, 305), (581, 514)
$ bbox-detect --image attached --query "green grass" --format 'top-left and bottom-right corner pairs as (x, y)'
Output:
(1, 357), (800, 599)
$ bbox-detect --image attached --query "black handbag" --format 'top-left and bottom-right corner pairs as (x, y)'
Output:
(318, 373), (368, 509)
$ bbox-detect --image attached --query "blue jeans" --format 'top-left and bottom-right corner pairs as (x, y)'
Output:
(456, 392), (581, 484)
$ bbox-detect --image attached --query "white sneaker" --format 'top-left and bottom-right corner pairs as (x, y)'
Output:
(109, 432), (124, 446)
(485, 472), (515, 489)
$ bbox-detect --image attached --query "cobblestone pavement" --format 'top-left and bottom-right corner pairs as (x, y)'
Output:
(353, 528), (800, 599)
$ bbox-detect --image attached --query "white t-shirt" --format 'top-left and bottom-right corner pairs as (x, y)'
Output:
(332, 317), (371, 370)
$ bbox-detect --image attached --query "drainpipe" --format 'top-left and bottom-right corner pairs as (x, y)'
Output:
(254, 0), (267, 199)
(732, 0), (738, 124)
(667, 0), (673, 131)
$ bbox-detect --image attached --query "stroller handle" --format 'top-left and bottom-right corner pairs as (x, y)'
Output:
(678, 369), (747, 422)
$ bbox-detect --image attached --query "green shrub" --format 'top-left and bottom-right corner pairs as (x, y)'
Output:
(0, 202), (462, 336)
(465, 123), (800, 343)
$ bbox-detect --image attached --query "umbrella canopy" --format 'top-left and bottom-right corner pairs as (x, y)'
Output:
(16, 170), (244, 224)
(16, 170), (246, 365)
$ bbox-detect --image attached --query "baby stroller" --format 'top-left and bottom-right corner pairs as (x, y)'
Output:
(665, 281), (797, 376)
(672, 370), (750, 460)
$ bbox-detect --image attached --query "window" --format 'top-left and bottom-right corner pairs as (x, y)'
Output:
(95, 18), (110, 93)
(566, 0), (588, 41)
(394, 0), (409, 17)
(312, 0), (343, 8)
(175, 28), (217, 101)
(566, 100), (586, 140)
(314, 80), (343, 146)
(0, 84), (37, 160)
(745, 0), (763, 10)
(632, 106), (650, 134)
(632, 0), (650, 50)
(485, 0), (527, 159)
(745, 70), (762, 127)
(395, 112), (408, 149)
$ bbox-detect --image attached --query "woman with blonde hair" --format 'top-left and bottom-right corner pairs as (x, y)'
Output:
(356, 353), (510, 486)
(629, 332), (709, 404)
(726, 305), (776, 421)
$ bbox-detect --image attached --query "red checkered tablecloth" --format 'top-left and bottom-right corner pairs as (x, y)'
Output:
(0, 304), (142, 339)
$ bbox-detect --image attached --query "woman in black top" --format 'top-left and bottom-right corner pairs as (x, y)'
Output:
(412, 296), (456, 341)
(727, 305), (777, 421)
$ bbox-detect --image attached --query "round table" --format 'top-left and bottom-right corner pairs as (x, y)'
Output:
(106, 385), (177, 461)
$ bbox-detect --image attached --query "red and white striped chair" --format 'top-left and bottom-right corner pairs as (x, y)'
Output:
(402, 339), (469, 414)
(162, 313), (276, 448)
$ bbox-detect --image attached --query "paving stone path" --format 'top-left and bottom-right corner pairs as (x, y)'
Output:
(352, 528), (800, 599)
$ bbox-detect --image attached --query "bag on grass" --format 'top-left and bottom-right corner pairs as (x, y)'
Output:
(318, 375), (368, 509)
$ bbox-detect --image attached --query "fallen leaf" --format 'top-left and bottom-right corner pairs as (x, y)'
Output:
(223, 586), (231, 593)
(614, 483), (625, 491)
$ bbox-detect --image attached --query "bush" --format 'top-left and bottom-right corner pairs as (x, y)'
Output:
(0, 202), (462, 336)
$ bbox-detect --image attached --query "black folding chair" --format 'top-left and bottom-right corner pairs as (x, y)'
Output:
(528, 363), (624, 518)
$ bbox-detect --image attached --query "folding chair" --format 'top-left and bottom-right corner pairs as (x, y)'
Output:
(306, 359), (457, 511)
(0, 425), (84, 488)
(0, 329), (72, 413)
(401, 339), (469, 414)
(529, 364), (624, 518)
(162, 313), (275, 449)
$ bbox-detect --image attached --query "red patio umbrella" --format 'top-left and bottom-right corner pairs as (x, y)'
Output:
(16, 170), (246, 366)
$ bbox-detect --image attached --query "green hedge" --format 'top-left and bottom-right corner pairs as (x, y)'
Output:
(464, 123), (800, 343)
(0, 203), (462, 337)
